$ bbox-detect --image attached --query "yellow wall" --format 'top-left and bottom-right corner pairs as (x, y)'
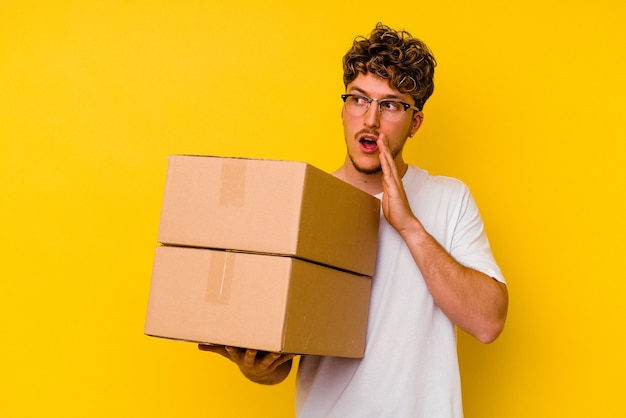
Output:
(1, 1), (624, 417)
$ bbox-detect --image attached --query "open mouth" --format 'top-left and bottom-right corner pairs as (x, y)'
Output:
(359, 136), (378, 152)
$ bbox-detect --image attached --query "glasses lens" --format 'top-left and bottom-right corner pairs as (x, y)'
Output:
(379, 100), (405, 121)
(344, 95), (369, 116)
(342, 95), (409, 121)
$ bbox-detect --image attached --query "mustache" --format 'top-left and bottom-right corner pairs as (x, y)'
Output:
(354, 129), (380, 140)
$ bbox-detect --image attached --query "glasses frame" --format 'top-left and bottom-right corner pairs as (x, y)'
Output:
(341, 94), (421, 119)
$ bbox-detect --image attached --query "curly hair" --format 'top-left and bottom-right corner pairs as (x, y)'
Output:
(343, 23), (436, 110)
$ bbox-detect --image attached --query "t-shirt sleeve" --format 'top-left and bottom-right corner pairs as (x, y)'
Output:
(449, 185), (506, 284)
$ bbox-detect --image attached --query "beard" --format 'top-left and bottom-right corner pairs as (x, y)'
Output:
(348, 153), (382, 175)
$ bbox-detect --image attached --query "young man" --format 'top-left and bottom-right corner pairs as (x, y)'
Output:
(200, 23), (508, 417)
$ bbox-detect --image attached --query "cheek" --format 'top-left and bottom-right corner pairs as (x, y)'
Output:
(395, 121), (414, 141)
(342, 114), (361, 136)
(341, 108), (350, 128)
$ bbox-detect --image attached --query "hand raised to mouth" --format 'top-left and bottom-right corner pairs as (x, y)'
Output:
(377, 134), (417, 235)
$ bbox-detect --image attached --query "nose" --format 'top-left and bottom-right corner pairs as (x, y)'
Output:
(363, 101), (381, 128)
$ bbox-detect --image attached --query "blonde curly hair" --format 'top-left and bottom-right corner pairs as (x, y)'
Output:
(343, 23), (436, 110)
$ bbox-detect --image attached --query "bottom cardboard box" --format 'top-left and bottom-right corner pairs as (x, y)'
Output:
(145, 245), (371, 358)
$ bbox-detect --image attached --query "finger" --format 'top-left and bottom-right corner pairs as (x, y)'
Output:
(242, 349), (258, 367)
(382, 137), (401, 183)
(272, 353), (296, 367)
(377, 135), (388, 164)
(258, 352), (282, 369)
(224, 346), (242, 362)
(198, 343), (218, 351)
(377, 137), (391, 178)
(377, 136), (398, 182)
(198, 344), (229, 358)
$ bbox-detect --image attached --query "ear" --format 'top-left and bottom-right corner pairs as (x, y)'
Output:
(409, 112), (424, 137)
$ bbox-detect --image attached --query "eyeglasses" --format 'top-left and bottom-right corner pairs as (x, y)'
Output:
(341, 94), (420, 122)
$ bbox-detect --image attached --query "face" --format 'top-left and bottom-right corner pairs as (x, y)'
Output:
(341, 72), (423, 175)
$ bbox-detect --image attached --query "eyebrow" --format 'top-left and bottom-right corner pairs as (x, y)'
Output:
(348, 86), (406, 100)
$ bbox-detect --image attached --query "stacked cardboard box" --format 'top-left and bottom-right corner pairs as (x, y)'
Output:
(145, 155), (380, 358)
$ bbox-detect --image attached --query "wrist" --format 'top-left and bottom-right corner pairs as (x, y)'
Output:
(397, 215), (427, 243)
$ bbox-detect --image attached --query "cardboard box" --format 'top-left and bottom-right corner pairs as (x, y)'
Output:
(157, 155), (380, 276)
(145, 245), (371, 358)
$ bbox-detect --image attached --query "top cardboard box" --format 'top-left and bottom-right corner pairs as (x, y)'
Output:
(157, 155), (380, 276)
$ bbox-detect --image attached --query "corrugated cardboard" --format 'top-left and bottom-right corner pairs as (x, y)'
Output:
(145, 245), (371, 358)
(157, 155), (380, 276)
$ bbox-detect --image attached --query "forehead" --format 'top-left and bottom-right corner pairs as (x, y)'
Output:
(346, 73), (410, 100)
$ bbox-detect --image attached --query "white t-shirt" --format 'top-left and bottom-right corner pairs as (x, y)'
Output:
(296, 165), (505, 418)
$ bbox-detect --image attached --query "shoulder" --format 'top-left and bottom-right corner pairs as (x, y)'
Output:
(405, 165), (469, 197)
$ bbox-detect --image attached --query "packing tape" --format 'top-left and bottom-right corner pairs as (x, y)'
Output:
(219, 158), (246, 207)
(206, 251), (234, 304)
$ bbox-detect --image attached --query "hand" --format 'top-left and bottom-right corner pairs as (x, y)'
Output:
(377, 135), (420, 236)
(198, 344), (295, 385)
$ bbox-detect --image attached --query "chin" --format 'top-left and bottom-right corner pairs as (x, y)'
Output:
(350, 155), (382, 175)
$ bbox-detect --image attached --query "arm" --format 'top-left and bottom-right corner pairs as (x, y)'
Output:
(378, 136), (508, 343)
(198, 344), (295, 385)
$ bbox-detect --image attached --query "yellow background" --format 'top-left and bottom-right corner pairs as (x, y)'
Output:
(1, 1), (624, 417)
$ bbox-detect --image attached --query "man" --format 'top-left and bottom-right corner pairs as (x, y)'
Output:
(200, 23), (508, 417)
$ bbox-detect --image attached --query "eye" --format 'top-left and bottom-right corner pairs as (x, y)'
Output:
(380, 100), (404, 112)
(350, 95), (370, 106)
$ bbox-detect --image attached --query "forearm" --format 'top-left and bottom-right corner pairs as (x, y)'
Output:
(399, 218), (508, 343)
